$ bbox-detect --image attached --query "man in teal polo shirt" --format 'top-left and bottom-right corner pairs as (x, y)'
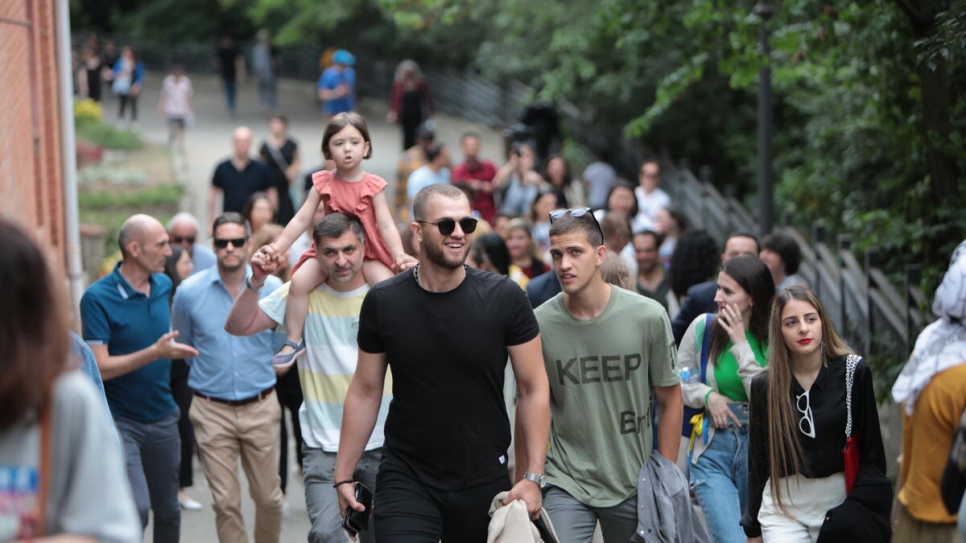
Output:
(81, 214), (199, 543)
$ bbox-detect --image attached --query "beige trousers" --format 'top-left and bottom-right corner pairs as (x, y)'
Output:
(190, 392), (283, 543)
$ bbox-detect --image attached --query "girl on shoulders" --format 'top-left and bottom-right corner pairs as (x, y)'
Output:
(259, 112), (417, 366)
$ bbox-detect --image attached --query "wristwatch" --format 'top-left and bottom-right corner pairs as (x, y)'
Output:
(245, 276), (263, 293)
(523, 471), (546, 488)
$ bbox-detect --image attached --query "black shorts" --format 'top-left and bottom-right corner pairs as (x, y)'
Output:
(167, 117), (186, 130)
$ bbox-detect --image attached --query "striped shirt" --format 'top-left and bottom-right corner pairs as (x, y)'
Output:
(259, 282), (391, 452)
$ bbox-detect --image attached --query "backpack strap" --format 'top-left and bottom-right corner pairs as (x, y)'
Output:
(699, 313), (717, 384)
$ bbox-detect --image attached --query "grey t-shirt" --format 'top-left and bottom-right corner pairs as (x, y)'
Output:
(536, 286), (679, 507)
(0, 371), (140, 542)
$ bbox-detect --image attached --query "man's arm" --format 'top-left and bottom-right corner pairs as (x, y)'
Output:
(225, 253), (281, 336)
(335, 349), (389, 516)
(653, 383), (683, 463)
(506, 335), (550, 516)
(91, 334), (198, 381)
(266, 186), (279, 210)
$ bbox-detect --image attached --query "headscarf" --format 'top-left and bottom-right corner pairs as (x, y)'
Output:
(892, 240), (966, 414)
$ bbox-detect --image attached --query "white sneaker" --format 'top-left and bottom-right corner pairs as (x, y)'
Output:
(178, 491), (203, 511)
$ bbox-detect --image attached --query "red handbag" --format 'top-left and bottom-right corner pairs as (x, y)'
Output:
(842, 355), (860, 493)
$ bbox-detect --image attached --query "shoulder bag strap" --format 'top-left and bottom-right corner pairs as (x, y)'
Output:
(845, 355), (858, 438)
(699, 313), (717, 384)
(265, 141), (290, 173)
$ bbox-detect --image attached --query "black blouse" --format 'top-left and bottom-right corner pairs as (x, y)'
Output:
(740, 356), (886, 537)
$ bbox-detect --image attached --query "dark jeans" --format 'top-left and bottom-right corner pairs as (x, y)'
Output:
(222, 79), (237, 111)
(115, 411), (181, 543)
(277, 376), (304, 494)
(170, 359), (196, 488)
(373, 459), (511, 542)
(118, 94), (138, 121)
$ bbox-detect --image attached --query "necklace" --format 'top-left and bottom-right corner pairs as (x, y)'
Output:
(412, 263), (469, 290)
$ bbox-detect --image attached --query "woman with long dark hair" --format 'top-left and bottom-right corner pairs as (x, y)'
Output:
(678, 255), (774, 543)
(742, 286), (889, 542)
(0, 219), (140, 541)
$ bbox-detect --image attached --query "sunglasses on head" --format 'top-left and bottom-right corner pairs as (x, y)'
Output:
(417, 217), (478, 236)
(172, 236), (196, 245)
(213, 237), (248, 249)
(548, 207), (604, 238)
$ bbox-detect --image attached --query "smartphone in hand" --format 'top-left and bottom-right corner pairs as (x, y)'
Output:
(342, 482), (373, 537)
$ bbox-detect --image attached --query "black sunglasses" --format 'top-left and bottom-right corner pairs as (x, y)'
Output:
(548, 207), (604, 238)
(172, 236), (196, 245)
(417, 217), (478, 236)
(213, 237), (248, 249)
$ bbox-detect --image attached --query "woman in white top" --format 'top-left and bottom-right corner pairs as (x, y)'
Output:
(158, 65), (193, 152)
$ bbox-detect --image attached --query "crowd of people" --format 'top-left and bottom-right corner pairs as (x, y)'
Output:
(29, 38), (966, 543)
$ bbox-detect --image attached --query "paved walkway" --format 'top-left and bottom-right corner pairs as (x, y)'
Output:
(133, 72), (507, 235)
(130, 73), (506, 542)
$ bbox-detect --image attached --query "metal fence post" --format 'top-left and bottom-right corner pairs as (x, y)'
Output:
(812, 222), (824, 300)
(838, 235), (851, 337)
(865, 247), (879, 355)
(905, 264), (921, 355)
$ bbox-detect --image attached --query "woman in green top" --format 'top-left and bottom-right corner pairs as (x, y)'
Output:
(678, 255), (775, 543)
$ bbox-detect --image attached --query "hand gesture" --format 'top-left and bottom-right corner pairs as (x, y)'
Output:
(707, 391), (742, 429)
(251, 251), (279, 280)
(718, 303), (748, 345)
(394, 254), (418, 274)
(154, 331), (199, 360)
(503, 479), (543, 518)
(256, 243), (282, 265)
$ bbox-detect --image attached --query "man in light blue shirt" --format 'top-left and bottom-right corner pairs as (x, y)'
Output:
(171, 212), (284, 543)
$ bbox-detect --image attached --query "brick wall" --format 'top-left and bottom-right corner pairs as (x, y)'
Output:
(0, 0), (66, 278)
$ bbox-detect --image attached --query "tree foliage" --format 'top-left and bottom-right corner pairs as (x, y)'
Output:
(73, 0), (965, 286)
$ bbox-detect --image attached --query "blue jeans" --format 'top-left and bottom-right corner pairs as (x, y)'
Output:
(257, 77), (277, 108)
(114, 411), (181, 543)
(690, 425), (748, 543)
(303, 448), (381, 543)
(542, 486), (637, 543)
(222, 79), (237, 111)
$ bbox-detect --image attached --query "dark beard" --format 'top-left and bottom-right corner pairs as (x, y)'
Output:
(423, 240), (466, 269)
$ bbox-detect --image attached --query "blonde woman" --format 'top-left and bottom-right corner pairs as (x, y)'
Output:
(741, 286), (889, 542)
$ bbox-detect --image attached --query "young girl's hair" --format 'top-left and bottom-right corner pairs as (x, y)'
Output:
(320, 112), (373, 160)
(763, 286), (853, 513)
(707, 255), (774, 363)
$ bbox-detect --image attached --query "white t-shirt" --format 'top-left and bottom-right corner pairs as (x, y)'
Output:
(162, 75), (193, 119)
(634, 186), (671, 231)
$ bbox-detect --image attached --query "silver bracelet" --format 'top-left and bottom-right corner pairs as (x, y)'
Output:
(245, 276), (263, 293)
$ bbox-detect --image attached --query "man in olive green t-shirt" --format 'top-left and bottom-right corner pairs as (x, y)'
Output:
(521, 208), (683, 543)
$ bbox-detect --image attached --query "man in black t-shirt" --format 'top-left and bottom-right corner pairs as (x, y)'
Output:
(215, 35), (244, 116)
(335, 183), (551, 542)
(208, 126), (277, 223)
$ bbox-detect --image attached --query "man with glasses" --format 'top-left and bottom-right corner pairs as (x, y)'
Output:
(171, 212), (284, 543)
(520, 207), (682, 542)
(167, 212), (215, 274)
(335, 183), (551, 542)
(81, 214), (200, 543)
